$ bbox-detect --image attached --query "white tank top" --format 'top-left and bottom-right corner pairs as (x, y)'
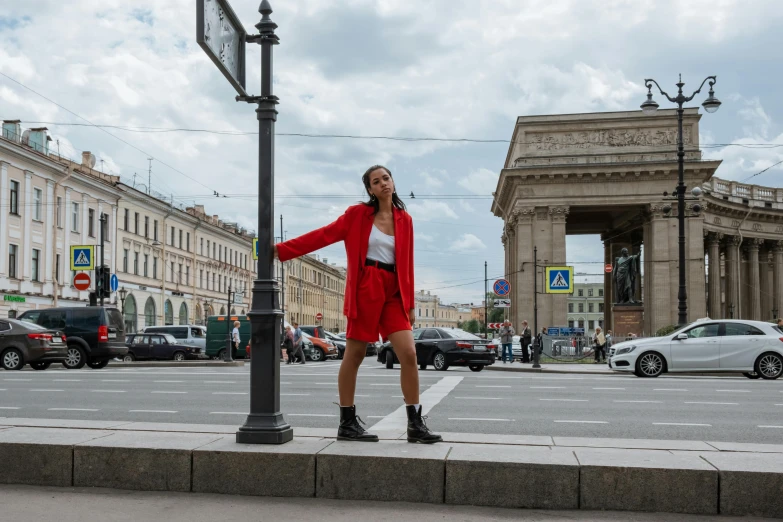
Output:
(367, 224), (396, 264)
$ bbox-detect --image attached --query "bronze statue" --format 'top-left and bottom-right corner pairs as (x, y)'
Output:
(613, 248), (641, 304)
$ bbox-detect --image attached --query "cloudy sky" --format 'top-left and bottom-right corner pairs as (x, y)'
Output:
(1, 0), (782, 305)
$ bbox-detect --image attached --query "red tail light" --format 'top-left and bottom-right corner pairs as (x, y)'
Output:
(27, 333), (53, 341)
(61, 335), (66, 341)
(456, 342), (472, 349)
(98, 325), (109, 342)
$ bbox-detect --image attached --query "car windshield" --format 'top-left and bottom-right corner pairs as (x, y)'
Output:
(412, 329), (424, 340)
(10, 318), (47, 330)
(440, 329), (482, 340)
(163, 334), (178, 344)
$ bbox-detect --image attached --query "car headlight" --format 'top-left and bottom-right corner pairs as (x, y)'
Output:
(615, 345), (636, 355)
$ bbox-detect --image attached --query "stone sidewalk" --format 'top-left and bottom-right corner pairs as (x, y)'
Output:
(0, 417), (781, 518)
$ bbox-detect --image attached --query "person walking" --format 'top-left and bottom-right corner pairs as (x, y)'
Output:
(536, 327), (546, 357)
(291, 322), (305, 364)
(593, 327), (606, 363)
(283, 325), (295, 364)
(605, 329), (613, 363)
(499, 320), (515, 363)
(231, 320), (241, 360)
(520, 320), (532, 363)
(275, 165), (441, 444)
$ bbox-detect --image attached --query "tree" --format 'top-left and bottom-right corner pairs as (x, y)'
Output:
(485, 292), (506, 324)
(462, 319), (480, 334)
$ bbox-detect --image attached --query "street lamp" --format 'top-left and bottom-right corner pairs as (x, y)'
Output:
(118, 286), (128, 332)
(729, 303), (735, 319)
(641, 74), (720, 326)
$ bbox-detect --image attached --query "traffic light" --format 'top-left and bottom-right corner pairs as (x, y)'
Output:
(96, 265), (111, 298)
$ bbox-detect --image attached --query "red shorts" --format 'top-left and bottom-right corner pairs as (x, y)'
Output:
(347, 264), (411, 343)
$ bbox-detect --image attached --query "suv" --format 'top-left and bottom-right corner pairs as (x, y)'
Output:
(144, 325), (207, 357)
(18, 307), (127, 369)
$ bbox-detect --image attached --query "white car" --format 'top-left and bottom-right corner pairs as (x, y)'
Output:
(609, 318), (783, 379)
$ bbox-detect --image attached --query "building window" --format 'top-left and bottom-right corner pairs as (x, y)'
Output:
(568, 319), (574, 328)
(171, 226), (175, 246)
(124, 209), (129, 230)
(588, 303), (594, 313)
(33, 188), (42, 221)
(568, 303), (574, 313)
(200, 238), (204, 255)
(153, 220), (159, 241)
(9, 180), (19, 214)
(144, 254), (149, 277)
(134, 252), (139, 275)
(123, 249), (129, 272)
(213, 243), (216, 259)
(179, 230), (183, 249)
(178, 264), (183, 285)
(134, 212), (139, 235)
(8, 244), (18, 278)
(578, 303), (584, 313)
(144, 216), (149, 238)
(153, 257), (158, 279)
(588, 320), (595, 330)
(578, 289), (583, 297)
(598, 289), (604, 297)
(598, 303), (604, 313)
(72, 202), (80, 232)
(588, 288), (593, 297)
(31, 249), (40, 282)
(213, 273), (216, 290)
(56, 197), (63, 227)
(599, 320), (604, 329)
(579, 319), (584, 328)
(56, 254), (61, 283)
(200, 269), (204, 288)
(186, 233), (190, 252)
(88, 208), (95, 236)
(186, 266), (190, 286)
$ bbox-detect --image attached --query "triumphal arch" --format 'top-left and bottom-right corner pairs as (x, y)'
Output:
(492, 109), (783, 336)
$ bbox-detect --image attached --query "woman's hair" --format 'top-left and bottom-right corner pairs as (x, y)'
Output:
(234, 321), (240, 327)
(361, 165), (406, 213)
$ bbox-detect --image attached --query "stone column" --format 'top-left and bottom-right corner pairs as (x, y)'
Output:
(760, 243), (772, 321)
(23, 171), (32, 280)
(774, 241), (783, 320)
(643, 205), (671, 333)
(549, 206), (569, 327)
(747, 239), (762, 321)
(514, 207), (535, 330)
(725, 236), (740, 319)
(45, 180), (55, 284)
(707, 232), (722, 319)
(0, 161), (8, 276)
(64, 188), (72, 286)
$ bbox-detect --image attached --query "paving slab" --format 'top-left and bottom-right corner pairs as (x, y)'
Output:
(317, 440), (451, 503)
(576, 448), (718, 515)
(440, 432), (553, 446)
(554, 437), (715, 452)
(0, 427), (113, 487)
(446, 444), (579, 509)
(294, 426), (404, 440)
(706, 441), (783, 454)
(193, 436), (333, 497)
(0, 417), (133, 429)
(111, 422), (237, 434)
(74, 431), (222, 492)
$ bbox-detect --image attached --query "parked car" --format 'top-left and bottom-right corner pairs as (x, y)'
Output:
(0, 318), (68, 370)
(377, 328), (496, 372)
(144, 325), (207, 355)
(609, 318), (783, 379)
(322, 330), (347, 359)
(205, 315), (249, 359)
(124, 333), (199, 361)
(300, 331), (338, 362)
(18, 306), (127, 369)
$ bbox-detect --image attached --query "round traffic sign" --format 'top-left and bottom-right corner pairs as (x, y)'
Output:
(110, 274), (119, 292)
(605, 264), (613, 274)
(74, 272), (91, 291)
(493, 279), (510, 297)
(316, 312), (323, 321)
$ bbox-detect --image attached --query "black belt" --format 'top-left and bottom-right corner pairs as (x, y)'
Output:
(365, 258), (395, 272)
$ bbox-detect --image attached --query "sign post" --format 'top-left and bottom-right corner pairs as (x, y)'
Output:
(199, 0), (292, 444)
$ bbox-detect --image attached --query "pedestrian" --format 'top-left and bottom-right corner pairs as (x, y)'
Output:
(605, 329), (613, 362)
(275, 165), (440, 443)
(536, 327), (546, 357)
(291, 321), (305, 364)
(593, 327), (606, 363)
(231, 320), (241, 360)
(283, 325), (295, 364)
(520, 320), (532, 363)
(499, 320), (515, 363)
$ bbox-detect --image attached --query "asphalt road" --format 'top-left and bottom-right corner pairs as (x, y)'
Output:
(1, 359), (782, 443)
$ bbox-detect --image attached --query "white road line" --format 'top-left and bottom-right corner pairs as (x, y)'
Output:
(448, 417), (513, 422)
(367, 415), (385, 419)
(334, 394), (372, 397)
(776, 404), (783, 406)
(475, 385), (511, 388)
(154, 380), (184, 383)
(91, 390), (126, 393)
(287, 414), (337, 417)
(151, 391), (187, 394)
(614, 400), (663, 403)
(715, 389), (750, 393)
(371, 375), (463, 431)
(0, 389), (5, 391)
(593, 387), (625, 390)
(212, 392), (247, 395)
(540, 398), (589, 402)
(530, 386), (566, 389)
(48, 408), (99, 412)
(554, 420), (608, 424)
(684, 402), (739, 405)
(209, 412), (246, 415)
(203, 381), (236, 384)
(315, 383), (336, 385)
(653, 423), (712, 427)
(455, 397), (501, 400)
(129, 410), (178, 414)
(369, 384), (398, 386)
(29, 389), (64, 392)
(653, 389), (688, 392)
(759, 425), (783, 429)
(0, 406), (20, 410)
(4, 379), (31, 381)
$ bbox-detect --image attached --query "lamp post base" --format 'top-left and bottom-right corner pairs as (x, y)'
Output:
(237, 413), (294, 444)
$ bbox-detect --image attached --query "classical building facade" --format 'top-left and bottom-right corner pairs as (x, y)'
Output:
(494, 109), (783, 336)
(567, 279), (605, 337)
(413, 290), (460, 329)
(279, 254), (346, 333)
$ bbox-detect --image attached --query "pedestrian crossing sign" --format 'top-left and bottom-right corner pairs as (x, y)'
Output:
(70, 245), (95, 271)
(545, 266), (574, 294)
(252, 238), (258, 260)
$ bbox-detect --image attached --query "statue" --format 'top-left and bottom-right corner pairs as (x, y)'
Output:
(613, 248), (641, 304)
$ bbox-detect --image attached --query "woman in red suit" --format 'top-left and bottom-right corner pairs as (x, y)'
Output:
(275, 166), (441, 444)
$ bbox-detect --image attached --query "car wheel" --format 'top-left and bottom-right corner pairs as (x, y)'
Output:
(2, 349), (24, 371)
(122, 353), (136, 362)
(30, 361), (52, 371)
(419, 363), (427, 370)
(63, 345), (87, 369)
(743, 371), (761, 379)
(385, 350), (394, 369)
(217, 349), (226, 361)
(469, 364), (484, 372)
(86, 359), (109, 369)
(433, 351), (449, 371)
(635, 352), (664, 378)
(755, 353), (783, 380)
(310, 348), (324, 362)
(173, 351), (186, 362)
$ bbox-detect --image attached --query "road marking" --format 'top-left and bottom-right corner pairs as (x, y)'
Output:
(448, 417), (513, 422)
(0, 406), (20, 410)
(48, 408), (99, 412)
(554, 420), (608, 424)
(209, 412), (246, 415)
(653, 389), (688, 391)
(212, 392), (247, 395)
(371, 375), (463, 431)
(287, 414), (337, 417)
(154, 380), (184, 383)
(759, 425), (783, 429)
(314, 383), (336, 385)
(715, 389), (750, 393)
(151, 391), (187, 394)
(129, 410), (178, 414)
(91, 390), (126, 393)
(456, 397), (502, 400)
(29, 389), (64, 392)
(369, 384), (398, 386)
(593, 387), (625, 390)
(684, 402), (739, 405)
(530, 386), (566, 389)
(540, 398), (588, 402)
(614, 400), (663, 403)
(475, 385), (511, 388)
(281, 393), (311, 396)
(653, 423), (711, 427)
(203, 381), (236, 384)
(367, 415), (385, 419)
(334, 394), (371, 397)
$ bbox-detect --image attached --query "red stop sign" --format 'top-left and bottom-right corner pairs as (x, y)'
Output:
(605, 264), (613, 273)
(74, 272), (91, 291)
(316, 313), (323, 321)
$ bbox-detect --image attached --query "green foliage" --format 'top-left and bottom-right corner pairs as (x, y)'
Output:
(484, 292), (507, 323)
(462, 319), (480, 333)
(655, 324), (679, 337)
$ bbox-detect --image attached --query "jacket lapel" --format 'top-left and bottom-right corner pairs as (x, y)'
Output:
(393, 207), (403, 264)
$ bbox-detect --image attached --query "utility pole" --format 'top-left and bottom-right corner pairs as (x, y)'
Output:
(147, 158), (152, 194)
(280, 214), (285, 324)
(484, 261), (488, 338)
(99, 213), (107, 306)
(532, 246), (540, 368)
(225, 281), (234, 362)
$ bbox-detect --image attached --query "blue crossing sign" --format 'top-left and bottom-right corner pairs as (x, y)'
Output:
(70, 245), (94, 271)
(110, 274), (119, 292)
(493, 279), (510, 297)
(545, 266), (574, 294)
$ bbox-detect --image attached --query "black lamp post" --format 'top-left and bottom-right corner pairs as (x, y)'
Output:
(729, 302), (735, 319)
(641, 75), (721, 326)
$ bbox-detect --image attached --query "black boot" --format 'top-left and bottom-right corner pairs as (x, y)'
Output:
(337, 406), (379, 442)
(406, 405), (442, 444)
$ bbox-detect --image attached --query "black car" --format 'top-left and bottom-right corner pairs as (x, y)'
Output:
(322, 330), (347, 359)
(0, 319), (68, 370)
(18, 307), (127, 370)
(377, 328), (497, 372)
(124, 333), (197, 361)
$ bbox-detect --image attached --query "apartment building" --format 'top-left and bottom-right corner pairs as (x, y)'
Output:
(278, 254), (346, 333)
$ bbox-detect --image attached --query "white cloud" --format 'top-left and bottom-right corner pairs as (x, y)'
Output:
(458, 168), (497, 195)
(415, 232), (434, 243)
(407, 200), (458, 220)
(450, 233), (486, 251)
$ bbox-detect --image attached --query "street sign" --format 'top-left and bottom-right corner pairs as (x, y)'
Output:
(494, 299), (511, 308)
(110, 274), (119, 292)
(487, 322), (503, 329)
(605, 264), (613, 273)
(545, 266), (574, 294)
(252, 238), (258, 260)
(233, 292), (244, 305)
(70, 245), (94, 271)
(316, 312), (323, 322)
(196, 0), (247, 97)
(493, 279), (510, 297)
(73, 272), (91, 291)
(546, 327), (560, 336)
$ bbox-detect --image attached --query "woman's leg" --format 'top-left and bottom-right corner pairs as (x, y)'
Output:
(387, 330), (419, 404)
(338, 339), (368, 406)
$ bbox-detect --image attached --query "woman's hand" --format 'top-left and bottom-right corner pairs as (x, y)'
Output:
(274, 245), (279, 259)
(409, 309), (415, 325)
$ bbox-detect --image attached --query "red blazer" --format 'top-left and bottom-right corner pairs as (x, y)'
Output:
(276, 204), (414, 320)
